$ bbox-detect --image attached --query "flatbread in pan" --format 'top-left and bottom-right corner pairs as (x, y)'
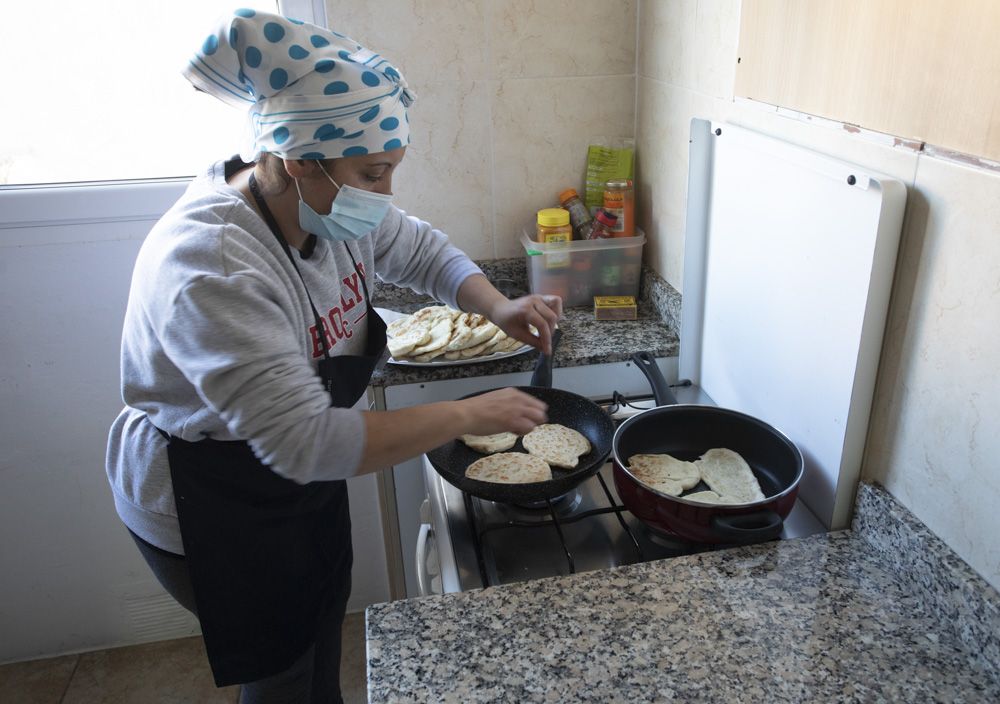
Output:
(627, 454), (700, 490)
(696, 448), (766, 503)
(459, 432), (519, 454)
(465, 452), (552, 484)
(522, 423), (591, 469)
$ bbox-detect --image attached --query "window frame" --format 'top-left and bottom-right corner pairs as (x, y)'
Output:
(0, 1), (325, 237)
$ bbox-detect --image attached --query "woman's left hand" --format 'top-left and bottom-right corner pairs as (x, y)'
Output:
(488, 294), (562, 355)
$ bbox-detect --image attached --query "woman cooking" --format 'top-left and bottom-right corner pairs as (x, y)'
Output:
(105, 9), (559, 703)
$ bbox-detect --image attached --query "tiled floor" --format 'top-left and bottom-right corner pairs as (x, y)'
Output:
(0, 612), (368, 703)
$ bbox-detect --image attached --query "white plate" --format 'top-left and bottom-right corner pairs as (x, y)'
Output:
(376, 307), (536, 367)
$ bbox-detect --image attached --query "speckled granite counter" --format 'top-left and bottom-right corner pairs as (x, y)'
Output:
(369, 259), (680, 387)
(366, 483), (1000, 702)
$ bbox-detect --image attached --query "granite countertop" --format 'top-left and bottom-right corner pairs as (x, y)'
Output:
(366, 483), (1000, 703)
(369, 260), (681, 387)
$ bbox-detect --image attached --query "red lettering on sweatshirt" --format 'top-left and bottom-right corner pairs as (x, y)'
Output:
(341, 273), (362, 312)
(309, 317), (336, 358)
(328, 306), (352, 340)
(307, 263), (369, 358)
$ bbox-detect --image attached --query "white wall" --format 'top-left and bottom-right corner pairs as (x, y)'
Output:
(634, 0), (1000, 589)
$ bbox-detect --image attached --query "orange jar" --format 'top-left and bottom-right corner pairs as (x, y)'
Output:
(603, 179), (635, 237)
(536, 208), (572, 243)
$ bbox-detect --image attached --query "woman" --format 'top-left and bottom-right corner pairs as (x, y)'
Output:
(105, 9), (559, 703)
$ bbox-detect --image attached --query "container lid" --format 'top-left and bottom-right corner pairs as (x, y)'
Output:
(605, 178), (632, 189)
(537, 207), (570, 227)
(558, 188), (580, 203)
(521, 228), (644, 253)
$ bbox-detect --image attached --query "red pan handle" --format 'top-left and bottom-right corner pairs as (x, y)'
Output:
(711, 511), (784, 543)
(631, 351), (679, 406)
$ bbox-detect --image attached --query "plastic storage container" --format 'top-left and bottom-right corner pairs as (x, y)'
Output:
(521, 227), (645, 307)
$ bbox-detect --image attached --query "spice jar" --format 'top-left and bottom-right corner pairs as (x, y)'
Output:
(536, 207), (572, 243)
(558, 188), (594, 240)
(585, 208), (618, 240)
(603, 179), (635, 237)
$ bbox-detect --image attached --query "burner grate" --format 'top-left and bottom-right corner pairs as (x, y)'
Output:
(465, 471), (645, 587)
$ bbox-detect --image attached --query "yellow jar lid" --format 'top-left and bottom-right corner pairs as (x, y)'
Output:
(537, 207), (570, 227)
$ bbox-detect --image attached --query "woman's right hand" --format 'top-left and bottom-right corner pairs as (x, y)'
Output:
(457, 388), (548, 436)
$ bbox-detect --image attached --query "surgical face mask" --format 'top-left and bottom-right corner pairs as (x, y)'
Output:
(296, 163), (392, 242)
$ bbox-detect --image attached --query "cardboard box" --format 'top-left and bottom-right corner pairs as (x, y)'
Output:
(594, 295), (638, 320)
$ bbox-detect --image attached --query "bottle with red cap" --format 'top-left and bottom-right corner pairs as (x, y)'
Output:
(585, 209), (619, 239)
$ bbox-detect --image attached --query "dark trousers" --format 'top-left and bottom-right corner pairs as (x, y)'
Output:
(128, 529), (350, 704)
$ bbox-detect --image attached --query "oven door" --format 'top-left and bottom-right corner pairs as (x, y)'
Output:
(417, 458), (465, 595)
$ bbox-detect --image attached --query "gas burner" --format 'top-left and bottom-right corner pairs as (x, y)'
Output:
(487, 490), (584, 523)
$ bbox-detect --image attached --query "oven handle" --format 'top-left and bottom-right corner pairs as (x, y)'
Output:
(415, 522), (434, 597)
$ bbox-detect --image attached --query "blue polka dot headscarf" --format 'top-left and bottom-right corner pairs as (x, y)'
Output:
(183, 8), (415, 161)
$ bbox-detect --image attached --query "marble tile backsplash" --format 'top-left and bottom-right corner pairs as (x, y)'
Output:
(324, 0), (638, 261)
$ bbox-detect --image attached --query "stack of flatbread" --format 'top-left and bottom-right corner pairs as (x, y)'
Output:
(385, 305), (526, 363)
(627, 448), (766, 504)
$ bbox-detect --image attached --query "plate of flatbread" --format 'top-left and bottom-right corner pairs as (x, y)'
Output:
(376, 306), (535, 366)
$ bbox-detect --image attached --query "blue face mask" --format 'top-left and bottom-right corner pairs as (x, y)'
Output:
(296, 163), (392, 241)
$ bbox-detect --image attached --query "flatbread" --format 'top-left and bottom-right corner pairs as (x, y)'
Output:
(465, 452), (552, 484)
(386, 324), (431, 358)
(627, 454), (701, 490)
(682, 490), (741, 505)
(460, 432), (518, 454)
(408, 316), (453, 357)
(386, 305), (450, 338)
(628, 466), (684, 496)
(522, 424), (590, 469)
(696, 448), (766, 503)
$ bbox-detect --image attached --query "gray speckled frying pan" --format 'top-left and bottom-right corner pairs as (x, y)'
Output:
(425, 330), (615, 504)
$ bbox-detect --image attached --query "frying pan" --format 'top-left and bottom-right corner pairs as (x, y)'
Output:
(426, 330), (615, 504)
(612, 352), (804, 544)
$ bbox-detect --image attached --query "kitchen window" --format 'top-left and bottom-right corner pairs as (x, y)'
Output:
(0, 0), (323, 187)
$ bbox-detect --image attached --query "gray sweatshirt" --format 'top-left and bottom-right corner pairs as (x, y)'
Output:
(106, 159), (481, 554)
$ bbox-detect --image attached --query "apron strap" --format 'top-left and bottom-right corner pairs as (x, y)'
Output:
(248, 173), (332, 362)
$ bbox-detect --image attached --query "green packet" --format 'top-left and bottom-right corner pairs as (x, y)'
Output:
(585, 139), (634, 213)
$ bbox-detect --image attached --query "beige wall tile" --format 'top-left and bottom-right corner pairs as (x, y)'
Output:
(635, 77), (724, 290)
(491, 75), (637, 259)
(392, 80), (495, 260)
(693, 0), (741, 98)
(322, 1), (489, 85)
(638, 0), (697, 87)
(864, 155), (1000, 589)
(491, 0), (637, 79)
(324, 0), (637, 263)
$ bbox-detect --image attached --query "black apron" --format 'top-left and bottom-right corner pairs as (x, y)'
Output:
(163, 173), (387, 686)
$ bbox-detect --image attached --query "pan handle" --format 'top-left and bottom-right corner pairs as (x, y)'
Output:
(710, 511), (784, 543)
(530, 327), (562, 389)
(630, 351), (678, 406)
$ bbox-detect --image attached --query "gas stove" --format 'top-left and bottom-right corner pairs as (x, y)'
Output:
(417, 385), (826, 595)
